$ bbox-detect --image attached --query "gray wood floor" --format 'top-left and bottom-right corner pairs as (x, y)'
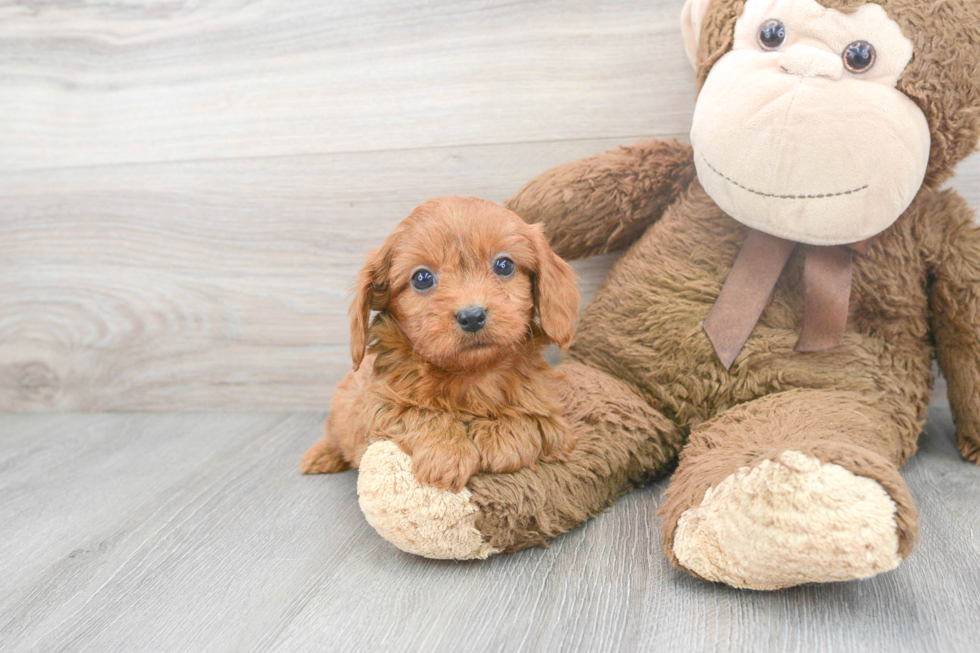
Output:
(3, 396), (979, 652)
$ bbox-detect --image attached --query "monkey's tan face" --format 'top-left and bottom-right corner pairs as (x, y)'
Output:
(690, 0), (930, 246)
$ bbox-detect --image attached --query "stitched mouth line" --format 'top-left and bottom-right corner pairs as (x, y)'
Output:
(702, 156), (869, 199)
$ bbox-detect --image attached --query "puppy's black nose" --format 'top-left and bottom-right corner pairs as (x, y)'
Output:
(456, 306), (487, 333)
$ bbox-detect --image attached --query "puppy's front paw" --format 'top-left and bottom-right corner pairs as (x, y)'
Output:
(471, 418), (541, 474)
(412, 439), (481, 493)
(300, 439), (350, 474)
(537, 414), (577, 463)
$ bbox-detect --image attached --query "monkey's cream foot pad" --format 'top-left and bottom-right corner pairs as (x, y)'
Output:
(357, 440), (500, 560)
(672, 450), (901, 590)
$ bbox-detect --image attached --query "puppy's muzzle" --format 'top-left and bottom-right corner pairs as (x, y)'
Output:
(456, 306), (487, 333)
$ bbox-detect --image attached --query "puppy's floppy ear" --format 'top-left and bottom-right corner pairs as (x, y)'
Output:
(350, 243), (392, 370)
(529, 223), (580, 350)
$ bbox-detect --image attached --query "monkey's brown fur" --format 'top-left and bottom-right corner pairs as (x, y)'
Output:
(433, 0), (980, 578)
(301, 197), (580, 492)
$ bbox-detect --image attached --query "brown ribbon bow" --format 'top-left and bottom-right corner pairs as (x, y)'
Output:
(703, 229), (870, 370)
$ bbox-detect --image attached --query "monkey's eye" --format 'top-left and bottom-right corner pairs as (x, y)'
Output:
(843, 41), (876, 73)
(758, 19), (786, 51)
(493, 257), (515, 277)
(410, 268), (435, 291)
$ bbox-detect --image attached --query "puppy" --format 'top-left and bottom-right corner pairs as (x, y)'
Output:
(300, 196), (580, 492)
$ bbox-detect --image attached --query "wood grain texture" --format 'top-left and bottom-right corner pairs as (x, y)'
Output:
(0, 0), (698, 171)
(0, 0), (978, 410)
(1, 405), (979, 652)
(0, 141), (621, 410)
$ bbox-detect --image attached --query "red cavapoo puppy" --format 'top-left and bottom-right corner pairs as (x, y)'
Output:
(300, 196), (580, 491)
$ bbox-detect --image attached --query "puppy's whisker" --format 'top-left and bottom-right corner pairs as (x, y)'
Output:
(525, 322), (536, 342)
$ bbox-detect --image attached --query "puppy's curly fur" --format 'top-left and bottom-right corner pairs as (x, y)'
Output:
(301, 196), (580, 491)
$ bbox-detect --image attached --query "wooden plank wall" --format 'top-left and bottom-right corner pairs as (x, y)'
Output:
(1, 0), (978, 411)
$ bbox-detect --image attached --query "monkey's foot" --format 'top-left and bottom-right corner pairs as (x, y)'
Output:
(356, 441), (500, 560)
(670, 450), (906, 590)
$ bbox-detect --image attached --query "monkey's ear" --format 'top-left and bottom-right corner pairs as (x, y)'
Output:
(529, 223), (580, 350)
(349, 245), (392, 370)
(681, 0), (712, 69)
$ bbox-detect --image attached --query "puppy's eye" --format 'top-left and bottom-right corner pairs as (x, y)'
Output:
(411, 268), (435, 291)
(758, 19), (786, 51)
(493, 257), (515, 277)
(843, 40), (876, 73)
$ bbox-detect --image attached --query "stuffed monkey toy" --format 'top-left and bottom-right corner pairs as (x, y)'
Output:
(351, 0), (980, 590)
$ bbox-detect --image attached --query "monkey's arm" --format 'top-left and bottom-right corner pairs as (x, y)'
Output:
(925, 191), (980, 464)
(505, 139), (696, 260)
